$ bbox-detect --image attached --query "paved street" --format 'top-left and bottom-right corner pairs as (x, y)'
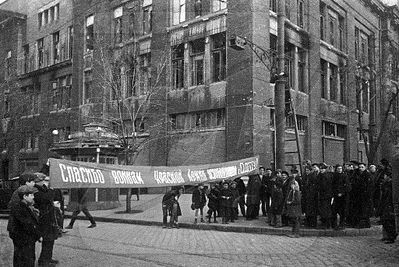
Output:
(1, 219), (398, 267)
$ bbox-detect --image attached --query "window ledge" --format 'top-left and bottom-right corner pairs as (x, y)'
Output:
(169, 127), (225, 135)
(322, 135), (345, 141)
(167, 9), (227, 32)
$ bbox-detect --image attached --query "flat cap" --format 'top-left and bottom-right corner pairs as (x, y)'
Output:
(17, 185), (37, 195)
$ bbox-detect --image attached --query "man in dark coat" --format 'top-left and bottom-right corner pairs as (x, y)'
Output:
(219, 181), (233, 224)
(162, 187), (183, 228)
(206, 183), (219, 223)
(65, 188), (96, 229)
(317, 163), (333, 229)
(260, 168), (273, 222)
(34, 175), (59, 266)
(377, 172), (397, 243)
(8, 186), (42, 267)
(270, 170), (284, 227)
(192, 184), (207, 224)
(234, 177), (246, 217)
(357, 163), (373, 228)
(331, 165), (351, 229)
(304, 164), (319, 227)
(246, 171), (262, 220)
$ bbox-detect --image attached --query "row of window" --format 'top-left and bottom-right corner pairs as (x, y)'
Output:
(270, 111), (307, 132)
(172, 32), (226, 90)
(38, 3), (59, 28)
(170, 109), (225, 131)
(172, 0), (226, 25)
(20, 26), (73, 74)
(323, 121), (346, 138)
(270, 0), (305, 28)
(20, 84), (41, 117)
(51, 75), (72, 111)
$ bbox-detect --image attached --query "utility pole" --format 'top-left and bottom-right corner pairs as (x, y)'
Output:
(275, 0), (286, 170)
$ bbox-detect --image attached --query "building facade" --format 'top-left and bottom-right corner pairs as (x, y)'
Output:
(1, 0), (399, 180)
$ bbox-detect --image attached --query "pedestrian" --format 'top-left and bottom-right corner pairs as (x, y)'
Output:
(170, 186), (183, 228)
(206, 183), (219, 223)
(39, 163), (66, 235)
(230, 181), (240, 222)
(304, 164), (319, 228)
(65, 188), (96, 229)
(377, 172), (397, 244)
(34, 174), (59, 266)
(270, 170), (284, 227)
(368, 164), (378, 216)
(246, 170), (262, 220)
(8, 185), (42, 267)
(331, 164), (351, 229)
(234, 177), (246, 217)
(192, 184), (207, 224)
(351, 163), (373, 228)
(283, 175), (302, 238)
(317, 163), (333, 229)
(219, 181), (233, 224)
(260, 168), (273, 222)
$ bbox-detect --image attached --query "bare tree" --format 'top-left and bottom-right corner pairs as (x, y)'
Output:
(91, 34), (169, 212)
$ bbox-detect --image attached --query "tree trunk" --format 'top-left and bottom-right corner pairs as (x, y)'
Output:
(126, 188), (132, 213)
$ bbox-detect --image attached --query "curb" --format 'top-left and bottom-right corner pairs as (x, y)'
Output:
(0, 212), (381, 237)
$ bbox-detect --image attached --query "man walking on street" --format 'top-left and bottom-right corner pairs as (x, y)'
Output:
(65, 188), (96, 229)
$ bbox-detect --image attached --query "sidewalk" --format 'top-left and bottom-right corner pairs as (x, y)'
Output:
(58, 194), (381, 237)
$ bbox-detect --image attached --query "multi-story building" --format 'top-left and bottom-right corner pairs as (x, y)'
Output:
(1, 0), (399, 180)
(0, 0), (75, 178)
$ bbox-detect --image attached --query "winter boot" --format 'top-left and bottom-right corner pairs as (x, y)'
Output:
(267, 213), (273, 225)
(194, 218), (198, 224)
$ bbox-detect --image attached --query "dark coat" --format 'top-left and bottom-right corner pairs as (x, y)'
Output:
(350, 170), (373, 218)
(246, 175), (261, 205)
(230, 187), (240, 208)
(377, 179), (394, 220)
(8, 200), (41, 245)
(303, 172), (319, 217)
(34, 184), (59, 241)
(283, 183), (302, 218)
(207, 188), (219, 210)
(234, 178), (246, 196)
(260, 174), (273, 199)
(219, 188), (233, 207)
(192, 188), (206, 209)
(162, 190), (182, 216)
(332, 172), (351, 197)
(317, 171), (333, 218)
(271, 177), (284, 215)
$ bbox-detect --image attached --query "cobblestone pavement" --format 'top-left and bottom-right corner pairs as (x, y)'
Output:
(1, 220), (398, 267)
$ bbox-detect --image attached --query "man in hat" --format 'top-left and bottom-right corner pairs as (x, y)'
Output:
(303, 164), (320, 227)
(317, 163), (333, 229)
(332, 164), (351, 229)
(8, 173), (38, 209)
(8, 185), (42, 267)
(34, 174), (59, 266)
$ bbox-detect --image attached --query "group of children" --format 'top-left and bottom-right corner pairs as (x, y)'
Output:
(191, 181), (243, 225)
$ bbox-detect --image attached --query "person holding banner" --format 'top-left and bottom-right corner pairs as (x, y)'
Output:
(65, 188), (96, 229)
(162, 187), (183, 228)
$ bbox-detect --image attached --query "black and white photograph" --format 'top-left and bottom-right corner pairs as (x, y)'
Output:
(0, 0), (399, 266)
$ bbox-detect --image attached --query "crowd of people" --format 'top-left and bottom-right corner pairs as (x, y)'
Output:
(162, 159), (397, 242)
(6, 164), (96, 267)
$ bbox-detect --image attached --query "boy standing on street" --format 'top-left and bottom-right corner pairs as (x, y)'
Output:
(8, 186), (42, 267)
